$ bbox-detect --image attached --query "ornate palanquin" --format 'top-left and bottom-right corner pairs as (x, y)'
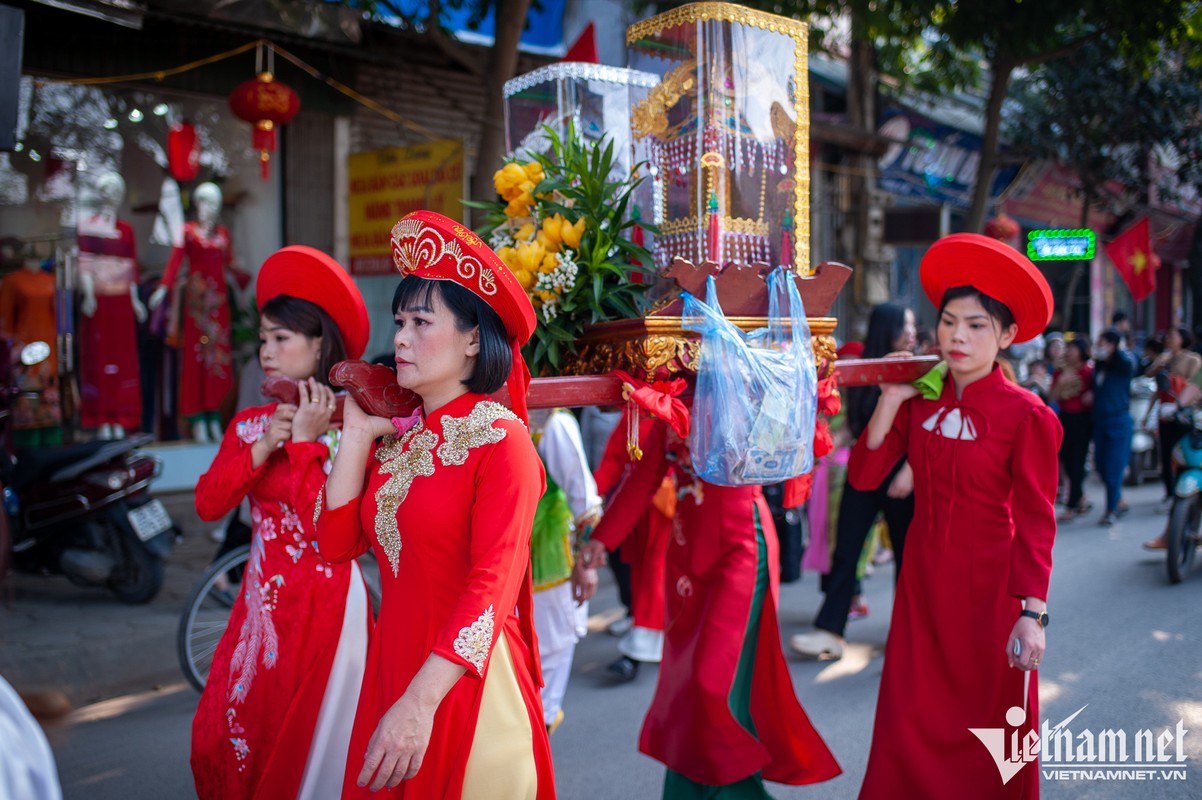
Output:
(503, 63), (659, 175)
(626, 3), (809, 274)
(494, 3), (934, 408)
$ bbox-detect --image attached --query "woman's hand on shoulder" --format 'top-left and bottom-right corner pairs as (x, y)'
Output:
(342, 392), (397, 442)
(879, 381), (920, 405)
(250, 404), (294, 466)
(291, 378), (336, 442)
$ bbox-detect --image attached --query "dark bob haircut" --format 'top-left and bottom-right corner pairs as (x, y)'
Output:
(845, 301), (913, 439)
(392, 276), (511, 395)
(939, 285), (1016, 332)
(260, 295), (347, 386)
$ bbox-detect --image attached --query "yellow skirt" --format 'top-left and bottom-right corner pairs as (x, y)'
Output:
(461, 635), (538, 799)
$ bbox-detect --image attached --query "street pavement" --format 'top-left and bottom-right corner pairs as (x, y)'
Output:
(4, 477), (1201, 799)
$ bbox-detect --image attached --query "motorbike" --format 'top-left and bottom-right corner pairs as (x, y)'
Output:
(1127, 376), (1161, 486)
(1, 340), (179, 603)
(1165, 408), (1202, 584)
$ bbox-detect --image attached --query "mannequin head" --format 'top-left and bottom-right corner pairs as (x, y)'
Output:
(95, 172), (126, 211)
(194, 182), (223, 225)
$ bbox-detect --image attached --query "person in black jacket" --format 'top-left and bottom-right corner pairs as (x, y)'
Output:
(790, 302), (917, 660)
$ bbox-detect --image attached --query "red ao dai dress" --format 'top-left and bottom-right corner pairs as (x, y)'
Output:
(591, 420), (841, 794)
(850, 366), (1061, 799)
(191, 404), (370, 800)
(316, 392), (555, 799)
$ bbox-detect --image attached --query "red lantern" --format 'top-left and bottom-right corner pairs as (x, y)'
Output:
(228, 72), (300, 180)
(167, 121), (200, 182)
(984, 213), (1021, 246)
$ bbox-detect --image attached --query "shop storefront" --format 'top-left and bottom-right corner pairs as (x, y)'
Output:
(1, 74), (283, 445)
(1, 0), (555, 471)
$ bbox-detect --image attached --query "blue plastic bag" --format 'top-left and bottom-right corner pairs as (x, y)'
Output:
(682, 267), (818, 486)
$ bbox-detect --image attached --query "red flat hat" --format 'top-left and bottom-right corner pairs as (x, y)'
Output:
(256, 245), (370, 359)
(920, 233), (1053, 343)
(390, 210), (536, 345)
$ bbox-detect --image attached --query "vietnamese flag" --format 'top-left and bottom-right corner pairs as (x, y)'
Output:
(1104, 217), (1157, 302)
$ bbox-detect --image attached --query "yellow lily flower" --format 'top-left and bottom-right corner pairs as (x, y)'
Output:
(536, 230), (560, 255)
(494, 163), (528, 199)
(542, 214), (564, 242)
(504, 193), (533, 218)
(514, 269), (537, 290)
(522, 161), (545, 185)
(540, 254), (558, 273)
(496, 246), (519, 271)
(515, 240), (547, 272)
(561, 217), (585, 250)
(515, 222), (536, 242)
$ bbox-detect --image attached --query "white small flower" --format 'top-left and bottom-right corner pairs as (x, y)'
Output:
(489, 229), (515, 251)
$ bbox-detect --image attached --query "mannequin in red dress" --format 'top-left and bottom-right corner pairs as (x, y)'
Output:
(852, 234), (1060, 799)
(190, 246), (372, 800)
(78, 172), (147, 439)
(149, 181), (234, 442)
(318, 211), (553, 798)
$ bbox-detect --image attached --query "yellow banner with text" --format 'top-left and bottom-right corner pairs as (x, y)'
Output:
(347, 139), (465, 275)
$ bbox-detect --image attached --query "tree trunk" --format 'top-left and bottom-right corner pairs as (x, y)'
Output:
(1061, 186), (1094, 331)
(1187, 220), (1202, 333)
(845, 25), (882, 334)
(966, 59), (1015, 232)
(468, 0), (532, 221)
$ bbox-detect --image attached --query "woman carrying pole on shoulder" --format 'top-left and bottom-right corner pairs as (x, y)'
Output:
(317, 211), (553, 798)
(854, 234), (1061, 799)
(191, 246), (373, 800)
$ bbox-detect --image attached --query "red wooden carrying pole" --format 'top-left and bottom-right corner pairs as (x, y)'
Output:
(496, 356), (942, 410)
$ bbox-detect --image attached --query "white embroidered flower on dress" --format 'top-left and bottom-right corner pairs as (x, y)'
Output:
(280, 506), (302, 535)
(256, 517), (277, 541)
(236, 413), (272, 444)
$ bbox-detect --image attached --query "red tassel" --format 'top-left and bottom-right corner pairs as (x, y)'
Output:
(706, 190), (721, 263)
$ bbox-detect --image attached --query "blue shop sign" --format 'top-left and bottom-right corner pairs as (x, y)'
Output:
(377, 0), (566, 54)
(876, 110), (1018, 208)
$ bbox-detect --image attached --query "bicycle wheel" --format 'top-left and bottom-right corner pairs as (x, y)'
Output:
(1166, 498), (1199, 584)
(177, 544), (251, 692)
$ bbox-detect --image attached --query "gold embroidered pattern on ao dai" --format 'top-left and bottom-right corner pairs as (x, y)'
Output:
(374, 424), (438, 576)
(454, 605), (495, 671)
(437, 401), (519, 466)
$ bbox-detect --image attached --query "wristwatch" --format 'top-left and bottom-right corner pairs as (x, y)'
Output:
(1020, 609), (1050, 628)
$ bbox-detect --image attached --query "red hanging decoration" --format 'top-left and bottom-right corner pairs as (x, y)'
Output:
(779, 207), (794, 268)
(228, 72), (300, 180)
(706, 189), (721, 263)
(167, 121), (200, 182)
